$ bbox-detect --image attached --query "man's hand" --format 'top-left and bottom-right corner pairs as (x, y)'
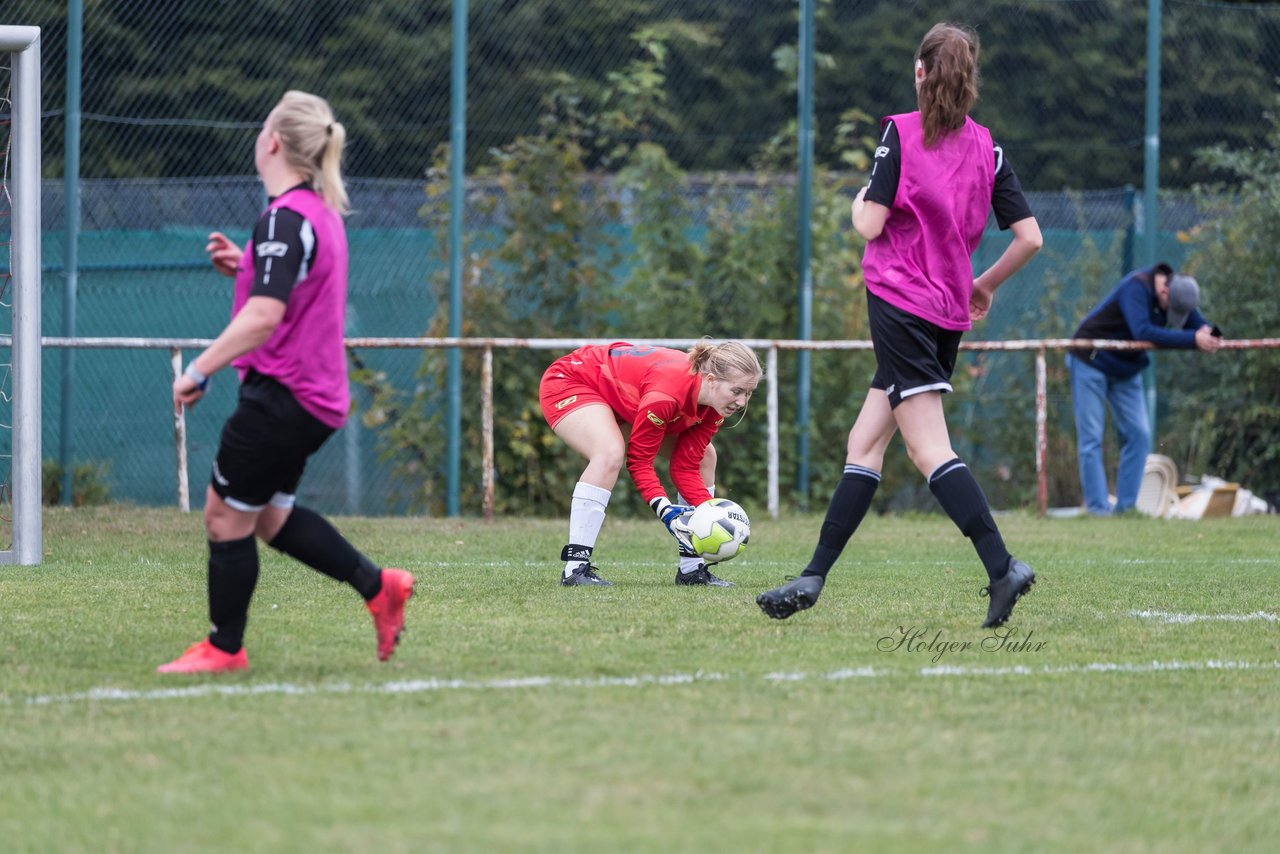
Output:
(1195, 325), (1223, 353)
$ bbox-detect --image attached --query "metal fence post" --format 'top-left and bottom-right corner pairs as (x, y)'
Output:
(767, 345), (779, 520)
(171, 348), (190, 513)
(482, 345), (494, 522)
(1035, 347), (1048, 517)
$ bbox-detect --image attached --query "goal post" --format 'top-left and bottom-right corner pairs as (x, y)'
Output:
(1, 26), (42, 565)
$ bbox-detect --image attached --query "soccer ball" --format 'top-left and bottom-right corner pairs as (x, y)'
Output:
(685, 498), (750, 564)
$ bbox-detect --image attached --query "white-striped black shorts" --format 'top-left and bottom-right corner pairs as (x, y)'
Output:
(867, 290), (963, 409)
(210, 371), (335, 511)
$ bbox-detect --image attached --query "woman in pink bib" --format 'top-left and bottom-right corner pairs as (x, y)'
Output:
(158, 92), (414, 674)
(758, 22), (1044, 629)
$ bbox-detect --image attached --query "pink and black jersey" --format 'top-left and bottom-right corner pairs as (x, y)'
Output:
(232, 186), (350, 428)
(861, 112), (996, 331)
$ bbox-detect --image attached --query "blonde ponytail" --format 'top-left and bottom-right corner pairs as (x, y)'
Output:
(271, 90), (350, 215)
(687, 338), (763, 381)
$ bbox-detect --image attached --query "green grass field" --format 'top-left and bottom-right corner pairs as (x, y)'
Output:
(3, 506), (1278, 852)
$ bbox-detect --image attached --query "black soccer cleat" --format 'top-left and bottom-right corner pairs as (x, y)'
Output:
(981, 558), (1036, 628)
(675, 564), (736, 587)
(756, 575), (825, 619)
(561, 562), (613, 587)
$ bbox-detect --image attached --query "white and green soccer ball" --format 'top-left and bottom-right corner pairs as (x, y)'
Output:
(685, 498), (750, 564)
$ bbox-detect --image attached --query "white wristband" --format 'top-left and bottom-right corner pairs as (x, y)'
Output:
(184, 363), (210, 391)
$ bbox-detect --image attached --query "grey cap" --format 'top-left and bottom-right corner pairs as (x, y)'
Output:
(1167, 274), (1200, 330)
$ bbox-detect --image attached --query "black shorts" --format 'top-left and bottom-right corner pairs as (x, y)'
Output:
(867, 290), (963, 409)
(210, 371), (335, 512)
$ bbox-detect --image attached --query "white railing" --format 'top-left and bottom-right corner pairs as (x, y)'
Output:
(25, 335), (1280, 518)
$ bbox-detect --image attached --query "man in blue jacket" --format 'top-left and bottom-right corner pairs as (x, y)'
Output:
(1067, 263), (1222, 515)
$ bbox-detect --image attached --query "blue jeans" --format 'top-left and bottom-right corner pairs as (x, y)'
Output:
(1067, 354), (1150, 515)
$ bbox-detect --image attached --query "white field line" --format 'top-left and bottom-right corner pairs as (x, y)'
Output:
(8, 659), (1280, 708)
(1130, 609), (1279, 624)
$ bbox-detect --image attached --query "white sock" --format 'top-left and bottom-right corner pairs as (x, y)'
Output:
(564, 482), (610, 577)
(676, 486), (714, 574)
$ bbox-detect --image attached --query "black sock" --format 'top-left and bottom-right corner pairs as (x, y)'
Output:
(928, 458), (1011, 582)
(208, 535), (259, 654)
(268, 506), (383, 601)
(801, 465), (881, 579)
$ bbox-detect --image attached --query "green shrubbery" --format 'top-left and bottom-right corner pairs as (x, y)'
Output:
(41, 459), (111, 507)
(1160, 99), (1280, 498)
(352, 32), (867, 516)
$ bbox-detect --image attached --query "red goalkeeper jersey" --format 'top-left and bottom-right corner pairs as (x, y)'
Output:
(547, 342), (723, 505)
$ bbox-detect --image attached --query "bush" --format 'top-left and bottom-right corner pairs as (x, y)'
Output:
(1161, 100), (1280, 496)
(352, 31), (873, 517)
(41, 459), (112, 507)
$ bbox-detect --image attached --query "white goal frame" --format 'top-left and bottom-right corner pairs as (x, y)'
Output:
(1, 26), (42, 565)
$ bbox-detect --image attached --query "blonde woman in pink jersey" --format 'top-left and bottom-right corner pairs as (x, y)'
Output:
(758, 23), (1043, 628)
(158, 92), (414, 674)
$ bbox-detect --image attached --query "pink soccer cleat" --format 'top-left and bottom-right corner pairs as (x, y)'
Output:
(366, 568), (415, 662)
(156, 639), (249, 674)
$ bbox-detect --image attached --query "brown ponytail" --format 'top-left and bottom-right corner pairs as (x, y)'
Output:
(915, 23), (981, 147)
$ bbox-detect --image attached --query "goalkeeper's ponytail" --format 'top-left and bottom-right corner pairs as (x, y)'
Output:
(687, 338), (763, 382)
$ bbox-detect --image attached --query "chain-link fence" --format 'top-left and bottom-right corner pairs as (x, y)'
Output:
(6, 0), (1280, 514)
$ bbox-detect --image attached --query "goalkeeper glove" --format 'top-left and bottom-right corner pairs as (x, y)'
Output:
(650, 496), (694, 552)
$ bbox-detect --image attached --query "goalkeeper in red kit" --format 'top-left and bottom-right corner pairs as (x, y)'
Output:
(538, 340), (762, 586)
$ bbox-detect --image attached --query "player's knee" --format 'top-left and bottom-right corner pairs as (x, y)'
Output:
(594, 445), (626, 478)
(848, 439), (888, 468)
(205, 508), (244, 542)
(905, 438), (955, 479)
(255, 505), (290, 543)
(909, 457), (928, 480)
(202, 487), (224, 535)
(701, 442), (718, 477)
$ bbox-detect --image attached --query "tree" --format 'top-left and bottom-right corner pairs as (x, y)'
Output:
(12, 0), (1280, 187)
(1161, 98), (1280, 498)
(352, 77), (622, 513)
